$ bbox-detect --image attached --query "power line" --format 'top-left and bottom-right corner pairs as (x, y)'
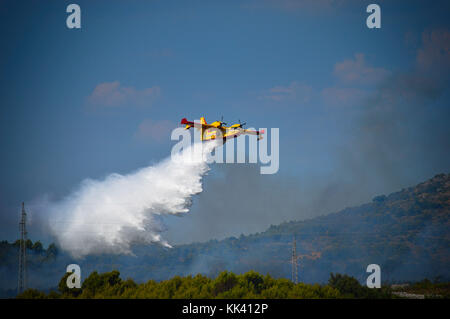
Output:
(18, 202), (27, 295)
(291, 235), (298, 284)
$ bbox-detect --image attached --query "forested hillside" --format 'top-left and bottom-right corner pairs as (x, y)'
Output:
(1, 173), (449, 297)
(17, 270), (395, 299)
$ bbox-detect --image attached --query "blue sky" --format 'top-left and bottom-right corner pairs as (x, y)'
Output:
(0, 0), (449, 244)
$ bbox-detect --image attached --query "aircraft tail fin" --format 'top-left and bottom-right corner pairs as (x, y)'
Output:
(200, 117), (207, 125)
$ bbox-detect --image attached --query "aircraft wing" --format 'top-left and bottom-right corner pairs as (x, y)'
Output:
(225, 128), (265, 140)
(180, 118), (216, 129)
(243, 129), (265, 138)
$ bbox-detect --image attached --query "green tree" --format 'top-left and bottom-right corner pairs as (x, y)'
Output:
(32, 241), (43, 253)
(80, 270), (122, 298)
(16, 289), (46, 299)
(328, 273), (391, 298)
(241, 270), (264, 295)
(46, 243), (58, 257)
(58, 272), (81, 297)
(213, 271), (237, 296)
(328, 273), (364, 298)
(25, 239), (33, 249)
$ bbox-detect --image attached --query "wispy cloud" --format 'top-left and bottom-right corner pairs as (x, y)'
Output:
(87, 81), (161, 108)
(320, 53), (391, 107)
(134, 119), (176, 144)
(321, 87), (368, 107)
(416, 29), (450, 74)
(333, 53), (391, 86)
(333, 28), (450, 198)
(258, 29), (448, 110)
(259, 81), (313, 103)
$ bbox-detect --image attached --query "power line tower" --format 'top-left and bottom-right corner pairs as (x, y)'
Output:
(291, 235), (298, 284)
(18, 202), (27, 295)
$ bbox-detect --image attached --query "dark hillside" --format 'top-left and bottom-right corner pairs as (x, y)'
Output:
(1, 174), (449, 296)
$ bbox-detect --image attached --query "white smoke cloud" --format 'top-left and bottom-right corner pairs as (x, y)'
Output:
(45, 141), (218, 258)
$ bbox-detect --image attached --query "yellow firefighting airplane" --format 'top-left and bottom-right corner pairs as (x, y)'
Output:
(180, 117), (264, 142)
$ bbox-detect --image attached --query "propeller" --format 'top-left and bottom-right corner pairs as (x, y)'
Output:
(229, 119), (247, 129)
(220, 115), (227, 126)
(232, 119), (246, 129)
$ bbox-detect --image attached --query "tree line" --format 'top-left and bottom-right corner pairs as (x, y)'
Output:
(17, 269), (393, 299)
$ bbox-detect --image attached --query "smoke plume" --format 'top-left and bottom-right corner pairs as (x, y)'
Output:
(45, 141), (218, 258)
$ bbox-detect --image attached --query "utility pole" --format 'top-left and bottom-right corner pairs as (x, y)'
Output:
(18, 202), (27, 295)
(291, 235), (298, 284)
